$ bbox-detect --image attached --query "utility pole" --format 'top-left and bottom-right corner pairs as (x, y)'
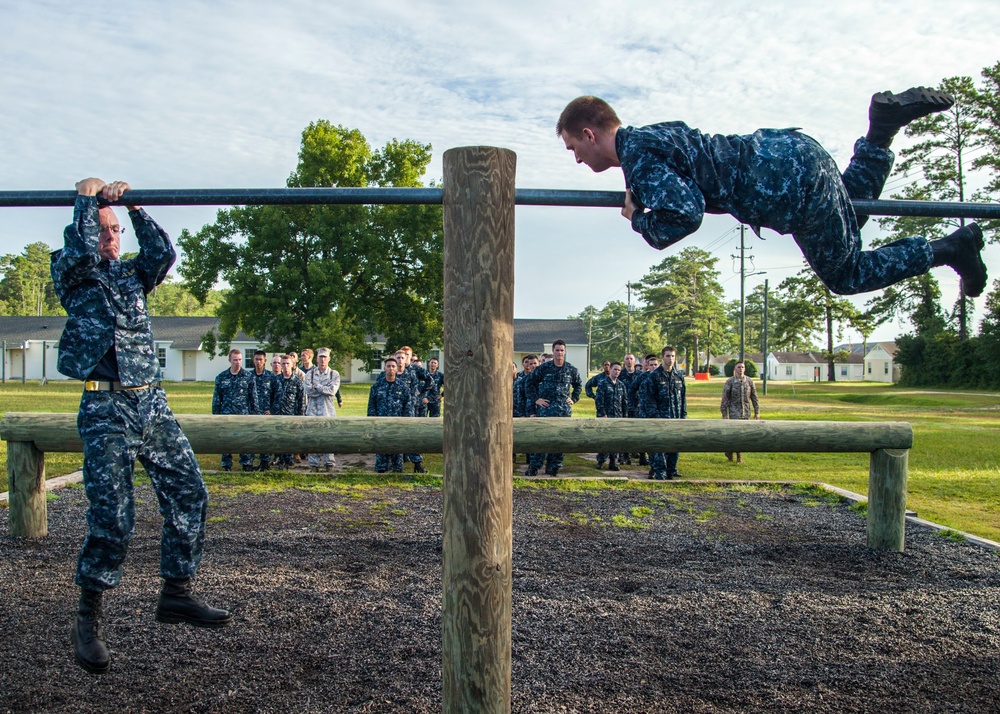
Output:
(626, 282), (632, 355)
(762, 279), (769, 396)
(739, 224), (746, 363)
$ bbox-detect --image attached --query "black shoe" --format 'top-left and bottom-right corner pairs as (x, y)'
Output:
(867, 86), (953, 147)
(667, 472), (682, 480)
(638, 456), (648, 466)
(652, 472), (665, 481)
(930, 223), (987, 297)
(608, 463), (620, 472)
(550, 468), (560, 477)
(623, 458), (632, 465)
(524, 467), (538, 476)
(413, 463), (427, 474)
(648, 469), (655, 478)
(241, 465), (255, 473)
(155, 579), (232, 628)
(72, 589), (110, 674)
(597, 461), (605, 470)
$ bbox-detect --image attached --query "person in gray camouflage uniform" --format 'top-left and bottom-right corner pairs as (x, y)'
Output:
(558, 88), (988, 298)
(720, 360), (761, 464)
(367, 357), (414, 473)
(52, 178), (230, 675)
(212, 348), (258, 472)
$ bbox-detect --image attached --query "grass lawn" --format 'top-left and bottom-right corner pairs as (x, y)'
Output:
(1, 378), (998, 541)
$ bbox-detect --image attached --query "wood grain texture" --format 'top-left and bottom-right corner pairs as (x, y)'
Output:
(0, 414), (912, 454)
(868, 448), (909, 551)
(441, 146), (516, 713)
(8, 441), (47, 538)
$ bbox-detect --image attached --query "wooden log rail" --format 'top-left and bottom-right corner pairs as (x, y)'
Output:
(3, 413), (911, 551)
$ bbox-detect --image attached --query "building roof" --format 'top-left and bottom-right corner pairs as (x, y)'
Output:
(769, 350), (863, 365)
(835, 341), (898, 358)
(0, 316), (255, 349)
(513, 319), (587, 353)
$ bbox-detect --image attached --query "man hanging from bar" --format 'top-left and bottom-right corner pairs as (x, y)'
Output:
(51, 178), (230, 675)
(557, 87), (988, 297)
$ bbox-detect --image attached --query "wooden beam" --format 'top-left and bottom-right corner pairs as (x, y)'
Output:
(7, 441), (47, 538)
(441, 146), (516, 713)
(0, 414), (913, 455)
(867, 448), (909, 551)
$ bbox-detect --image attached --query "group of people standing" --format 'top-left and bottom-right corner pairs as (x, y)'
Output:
(513, 343), (761, 479)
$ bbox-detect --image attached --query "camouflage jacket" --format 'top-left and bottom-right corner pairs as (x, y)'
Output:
(640, 366), (687, 419)
(595, 377), (628, 418)
(273, 374), (305, 416)
(250, 369), (279, 414)
(367, 377), (414, 417)
(212, 368), (257, 415)
(585, 372), (608, 399)
(50, 196), (173, 385)
(524, 360), (582, 417)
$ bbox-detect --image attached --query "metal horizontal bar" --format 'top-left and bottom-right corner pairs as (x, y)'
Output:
(0, 187), (996, 218)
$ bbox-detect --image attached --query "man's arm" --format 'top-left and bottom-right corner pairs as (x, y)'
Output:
(720, 379), (731, 417)
(680, 377), (688, 419)
(212, 378), (222, 415)
(621, 157), (705, 250)
(585, 373), (600, 399)
(570, 367), (583, 404)
(51, 179), (108, 297)
(749, 380), (760, 418)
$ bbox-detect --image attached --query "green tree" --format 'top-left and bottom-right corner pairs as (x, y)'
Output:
(780, 267), (858, 382)
(572, 300), (664, 370)
(0, 242), (64, 317)
(179, 122), (443, 362)
(147, 275), (225, 317)
(636, 247), (726, 372)
(972, 60), (1000, 220)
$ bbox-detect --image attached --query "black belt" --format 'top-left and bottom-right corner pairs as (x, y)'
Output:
(84, 380), (161, 392)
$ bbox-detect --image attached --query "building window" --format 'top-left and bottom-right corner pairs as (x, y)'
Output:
(868, 364), (872, 374)
(840, 367), (847, 376)
(157, 347), (167, 369)
(785, 366), (792, 376)
(884, 363), (889, 374)
(368, 349), (384, 372)
(244, 348), (254, 369)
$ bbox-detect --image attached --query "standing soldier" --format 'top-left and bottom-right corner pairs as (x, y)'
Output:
(53, 177), (230, 675)
(617, 353), (641, 465)
(595, 361), (628, 471)
(424, 357), (445, 417)
(629, 354), (659, 469)
(395, 347), (432, 473)
(367, 356), (414, 473)
(213, 348), (258, 472)
(720, 360), (761, 464)
(513, 354), (539, 465)
(303, 347), (340, 472)
(585, 360), (611, 399)
(641, 347), (687, 480)
(524, 339), (583, 477)
(249, 349), (278, 472)
(273, 354), (306, 469)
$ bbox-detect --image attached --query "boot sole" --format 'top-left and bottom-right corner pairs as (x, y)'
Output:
(155, 611), (232, 628)
(871, 87), (954, 123)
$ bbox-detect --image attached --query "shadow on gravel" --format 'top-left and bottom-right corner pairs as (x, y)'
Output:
(1, 478), (998, 713)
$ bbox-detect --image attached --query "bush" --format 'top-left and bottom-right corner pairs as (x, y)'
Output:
(724, 359), (758, 378)
(708, 364), (720, 376)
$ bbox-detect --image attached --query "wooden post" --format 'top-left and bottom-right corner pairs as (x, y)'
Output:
(867, 448), (908, 551)
(8, 441), (47, 537)
(441, 146), (516, 713)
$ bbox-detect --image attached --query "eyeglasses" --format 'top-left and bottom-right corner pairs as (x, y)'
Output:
(100, 224), (125, 235)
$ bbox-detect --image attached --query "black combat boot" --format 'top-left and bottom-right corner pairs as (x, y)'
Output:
(524, 467), (538, 476)
(71, 588), (110, 674)
(413, 463), (427, 474)
(608, 456), (620, 472)
(596, 458), (606, 470)
(866, 86), (954, 148)
(930, 224), (987, 297)
(155, 578), (232, 628)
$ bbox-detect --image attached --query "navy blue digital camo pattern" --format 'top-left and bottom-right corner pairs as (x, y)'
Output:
(212, 367), (257, 468)
(525, 360), (582, 472)
(368, 377), (413, 472)
(51, 197), (172, 385)
(52, 196), (208, 593)
(272, 374), (305, 466)
(640, 365), (687, 479)
(617, 125), (933, 295)
(595, 376), (628, 465)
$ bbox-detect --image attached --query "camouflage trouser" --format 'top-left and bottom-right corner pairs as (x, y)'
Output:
(221, 452), (253, 470)
(426, 402), (441, 418)
(649, 451), (679, 478)
(76, 387), (208, 592)
(763, 134), (933, 295)
(375, 454), (404, 472)
(529, 407), (571, 472)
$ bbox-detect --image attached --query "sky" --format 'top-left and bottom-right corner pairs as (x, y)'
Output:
(1, 0), (998, 345)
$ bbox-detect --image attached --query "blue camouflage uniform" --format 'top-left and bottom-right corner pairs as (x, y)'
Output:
(618, 368), (641, 417)
(525, 360), (583, 473)
(401, 363), (432, 464)
(618, 124), (931, 295)
(51, 195), (209, 592)
(272, 373), (305, 467)
(595, 376), (628, 466)
(367, 376), (414, 472)
(584, 372), (607, 400)
(640, 365), (687, 479)
(212, 366), (257, 470)
(250, 368), (278, 470)
(423, 370), (444, 418)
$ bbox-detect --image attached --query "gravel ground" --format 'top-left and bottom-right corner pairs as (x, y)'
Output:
(1, 478), (998, 713)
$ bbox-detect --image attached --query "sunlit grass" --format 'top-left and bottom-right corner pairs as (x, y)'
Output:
(1, 378), (998, 540)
